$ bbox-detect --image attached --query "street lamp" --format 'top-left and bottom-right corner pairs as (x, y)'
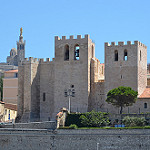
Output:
(97, 143), (99, 150)
(64, 87), (75, 113)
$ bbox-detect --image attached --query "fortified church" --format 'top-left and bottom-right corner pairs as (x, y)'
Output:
(16, 29), (150, 122)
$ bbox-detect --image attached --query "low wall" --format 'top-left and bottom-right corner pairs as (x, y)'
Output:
(0, 129), (150, 150)
(1, 121), (56, 130)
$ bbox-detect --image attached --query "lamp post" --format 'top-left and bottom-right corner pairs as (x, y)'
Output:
(97, 143), (99, 150)
(64, 87), (75, 113)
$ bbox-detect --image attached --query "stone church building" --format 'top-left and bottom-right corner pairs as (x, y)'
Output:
(7, 28), (25, 66)
(17, 34), (150, 122)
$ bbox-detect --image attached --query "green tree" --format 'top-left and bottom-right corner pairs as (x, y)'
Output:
(0, 76), (3, 101)
(106, 86), (138, 114)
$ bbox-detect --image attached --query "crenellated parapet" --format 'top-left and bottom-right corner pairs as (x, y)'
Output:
(105, 41), (147, 48)
(55, 34), (90, 41)
(22, 57), (54, 65)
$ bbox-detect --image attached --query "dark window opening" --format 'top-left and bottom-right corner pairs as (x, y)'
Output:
(8, 110), (10, 120)
(75, 45), (80, 60)
(64, 45), (69, 61)
(43, 93), (46, 101)
(19, 45), (24, 50)
(124, 50), (128, 61)
(114, 50), (118, 61)
(71, 85), (74, 88)
(140, 50), (142, 61)
(121, 75), (122, 79)
(15, 73), (18, 78)
(144, 103), (147, 108)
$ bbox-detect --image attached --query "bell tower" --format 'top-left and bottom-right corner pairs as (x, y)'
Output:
(17, 27), (25, 65)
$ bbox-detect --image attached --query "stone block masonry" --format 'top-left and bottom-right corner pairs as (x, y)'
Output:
(0, 129), (150, 150)
(18, 34), (149, 122)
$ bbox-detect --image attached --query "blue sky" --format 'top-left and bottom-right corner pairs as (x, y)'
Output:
(0, 0), (150, 63)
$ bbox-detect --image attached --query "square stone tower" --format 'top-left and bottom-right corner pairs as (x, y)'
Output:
(105, 41), (147, 97)
(53, 35), (94, 117)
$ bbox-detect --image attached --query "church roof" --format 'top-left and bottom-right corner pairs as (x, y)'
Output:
(139, 87), (150, 98)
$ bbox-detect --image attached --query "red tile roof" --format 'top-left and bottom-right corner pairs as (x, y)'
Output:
(4, 103), (17, 111)
(4, 70), (18, 73)
(139, 87), (150, 98)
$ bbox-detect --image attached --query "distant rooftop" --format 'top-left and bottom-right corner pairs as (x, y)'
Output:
(4, 70), (18, 73)
(139, 87), (150, 98)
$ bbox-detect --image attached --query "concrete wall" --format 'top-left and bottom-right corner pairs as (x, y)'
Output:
(0, 129), (150, 150)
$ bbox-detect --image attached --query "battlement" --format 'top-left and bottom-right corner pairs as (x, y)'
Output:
(55, 34), (90, 41)
(105, 41), (147, 48)
(22, 57), (53, 64)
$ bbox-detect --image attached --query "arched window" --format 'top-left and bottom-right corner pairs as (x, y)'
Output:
(114, 50), (118, 61)
(124, 50), (128, 61)
(75, 44), (80, 60)
(144, 103), (147, 108)
(140, 50), (142, 61)
(64, 45), (69, 61)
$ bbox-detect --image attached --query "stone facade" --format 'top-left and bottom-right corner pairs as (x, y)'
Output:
(3, 70), (18, 105)
(17, 34), (150, 122)
(18, 35), (98, 122)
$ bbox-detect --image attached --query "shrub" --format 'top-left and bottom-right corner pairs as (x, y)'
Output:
(123, 116), (146, 127)
(69, 124), (78, 129)
(79, 110), (110, 127)
(65, 113), (84, 127)
(65, 111), (109, 127)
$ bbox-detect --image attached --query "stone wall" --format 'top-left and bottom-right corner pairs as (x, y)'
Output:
(2, 121), (56, 130)
(40, 60), (55, 121)
(0, 129), (150, 150)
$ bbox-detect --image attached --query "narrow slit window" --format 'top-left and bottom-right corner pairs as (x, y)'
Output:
(124, 50), (128, 61)
(64, 45), (69, 61)
(43, 93), (46, 101)
(75, 45), (80, 60)
(114, 50), (118, 61)
(121, 75), (122, 79)
(15, 73), (18, 78)
(140, 50), (142, 61)
(92, 45), (94, 58)
(144, 103), (147, 108)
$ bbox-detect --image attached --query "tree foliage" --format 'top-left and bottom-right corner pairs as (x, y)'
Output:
(79, 110), (110, 127)
(123, 116), (145, 127)
(0, 76), (3, 101)
(106, 86), (138, 114)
